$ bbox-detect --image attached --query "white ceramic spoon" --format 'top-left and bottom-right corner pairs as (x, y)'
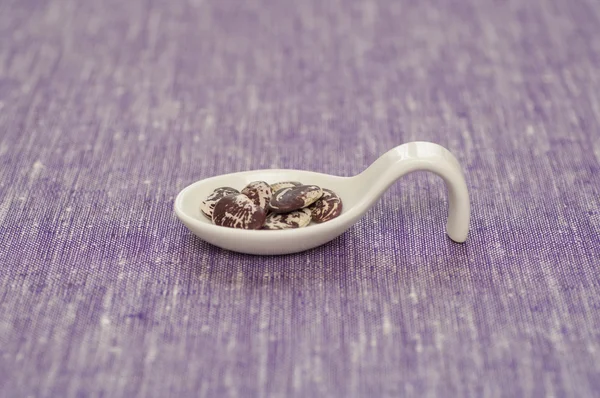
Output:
(174, 141), (470, 255)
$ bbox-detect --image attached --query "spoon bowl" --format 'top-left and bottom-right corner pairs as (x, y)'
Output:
(174, 141), (470, 255)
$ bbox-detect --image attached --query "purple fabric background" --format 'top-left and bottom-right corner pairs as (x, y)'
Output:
(1, 0), (599, 396)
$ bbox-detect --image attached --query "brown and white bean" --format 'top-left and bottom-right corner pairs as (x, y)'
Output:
(241, 181), (272, 211)
(200, 187), (240, 219)
(262, 208), (312, 230)
(269, 185), (323, 213)
(212, 194), (267, 230)
(309, 188), (343, 223)
(269, 181), (302, 193)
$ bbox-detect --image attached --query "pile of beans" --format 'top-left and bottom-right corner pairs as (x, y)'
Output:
(200, 181), (343, 230)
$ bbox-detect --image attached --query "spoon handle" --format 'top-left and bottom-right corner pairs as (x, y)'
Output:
(355, 141), (470, 242)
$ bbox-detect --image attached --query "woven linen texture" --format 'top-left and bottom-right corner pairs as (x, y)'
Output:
(1, 0), (599, 396)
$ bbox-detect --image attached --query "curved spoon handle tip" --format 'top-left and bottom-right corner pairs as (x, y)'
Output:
(357, 141), (470, 243)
